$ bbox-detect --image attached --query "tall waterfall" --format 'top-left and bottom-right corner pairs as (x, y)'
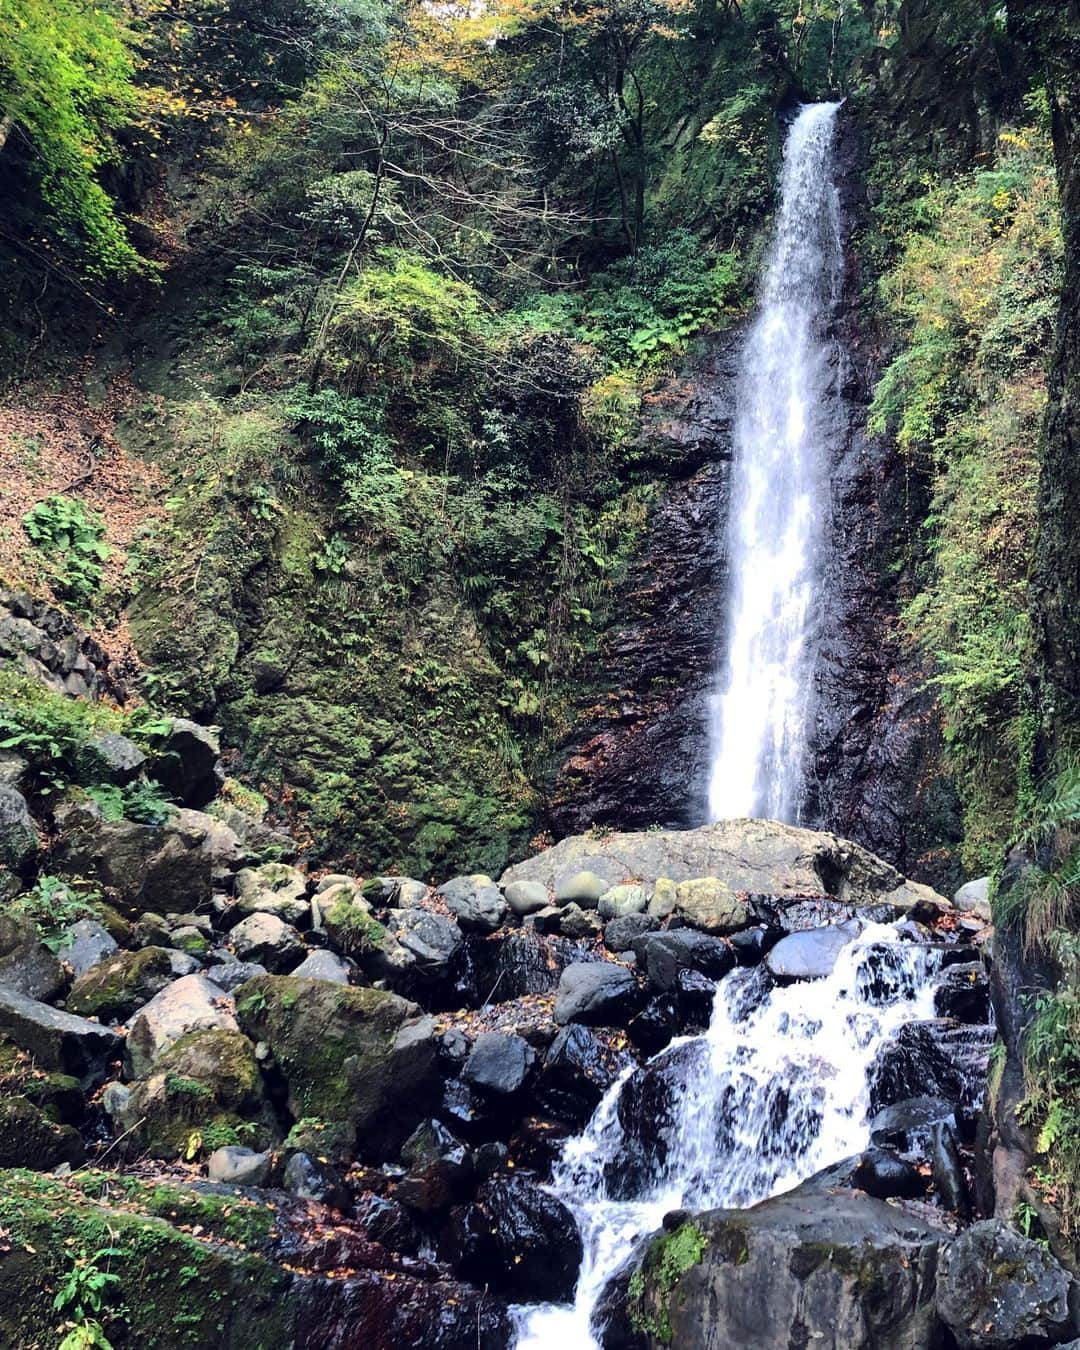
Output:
(707, 102), (842, 823)
(512, 927), (951, 1349)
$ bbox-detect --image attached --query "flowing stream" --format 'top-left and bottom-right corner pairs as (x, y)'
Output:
(707, 101), (843, 823)
(512, 926), (947, 1347)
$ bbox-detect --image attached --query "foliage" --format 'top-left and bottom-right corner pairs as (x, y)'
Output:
(23, 496), (109, 609)
(0, 670), (120, 797)
(84, 779), (174, 827)
(0, 0), (145, 276)
(8, 875), (110, 950)
(870, 117), (1062, 870)
(54, 1246), (123, 1350)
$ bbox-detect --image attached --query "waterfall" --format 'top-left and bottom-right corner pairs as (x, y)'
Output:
(512, 926), (954, 1349)
(707, 101), (842, 823)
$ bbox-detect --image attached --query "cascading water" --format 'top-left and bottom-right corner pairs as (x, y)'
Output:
(707, 101), (842, 823)
(513, 926), (949, 1349)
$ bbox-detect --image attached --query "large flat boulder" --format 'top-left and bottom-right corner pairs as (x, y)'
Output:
(502, 820), (949, 916)
(125, 974), (237, 1079)
(613, 1179), (949, 1350)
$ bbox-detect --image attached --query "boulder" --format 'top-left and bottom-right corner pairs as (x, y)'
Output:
(204, 959), (267, 992)
(450, 1174), (583, 1302)
(437, 875), (507, 934)
(933, 962), (990, 1023)
(52, 803), (242, 914)
(0, 985), (120, 1085)
(126, 1027), (269, 1159)
(952, 876), (991, 919)
(207, 1145), (272, 1187)
(598, 884), (647, 919)
(234, 863), (308, 923)
(554, 961), (642, 1026)
(604, 913), (659, 953)
(0, 914), (63, 1001)
(283, 1151), (349, 1210)
(632, 929), (736, 992)
(0, 1095), (85, 1170)
(291, 949), (350, 984)
(617, 1180), (948, 1350)
(868, 1020), (995, 1114)
(462, 1031), (535, 1096)
(396, 1119), (473, 1212)
(937, 1219), (1073, 1349)
(559, 903), (604, 938)
(504, 880), (551, 916)
(55, 919), (118, 979)
(765, 922), (860, 982)
(852, 1147), (928, 1200)
(0, 785), (37, 874)
(503, 820), (951, 913)
(869, 1096), (957, 1151)
(554, 870), (608, 907)
(229, 912), (304, 972)
(88, 731), (146, 784)
(148, 718), (223, 808)
(67, 946), (175, 1021)
(235, 974), (439, 1160)
(537, 1023), (633, 1125)
(673, 878), (750, 934)
(465, 930), (591, 1003)
(124, 974), (237, 1079)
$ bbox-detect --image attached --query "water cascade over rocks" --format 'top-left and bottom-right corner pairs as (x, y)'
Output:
(513, 926), (964, 1347)
(707, 101), (842, 823)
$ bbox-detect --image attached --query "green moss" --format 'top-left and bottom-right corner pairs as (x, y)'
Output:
(0, 1170), (288, 1348)
(628, 1221), (708, 1344)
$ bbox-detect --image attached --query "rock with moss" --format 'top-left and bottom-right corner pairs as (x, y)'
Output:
(234, 974), (439, 1161)
(0, 784), (37, 875)
(319, 887), (388, 958)
(147, 717), (224, 807)
(0, 912), (64, 1001)
(126, 1027), (272, 1160)
(0, 984), (120, 1085)
(230, 911), (304, 971)
(125, 973), (238, 1079)
(234, 862), (309, 923)
(437, 874), (507, 933)
(0, 1094), (85, 1169)
(613, 1180), (948, 1349)
(52, 800), (244, 914)
(67, 946), (176, 1021)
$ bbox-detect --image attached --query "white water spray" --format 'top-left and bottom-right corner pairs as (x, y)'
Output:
(513, 926), (946, 1349)
(707, 102), (842, 823)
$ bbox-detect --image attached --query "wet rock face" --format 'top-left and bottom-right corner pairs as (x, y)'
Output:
(548, 330), (740, 835)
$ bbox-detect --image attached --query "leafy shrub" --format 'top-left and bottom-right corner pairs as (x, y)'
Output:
(9, 875), (110, 949)
(84, 779), (174, 826)
(23, 496), (109, 607)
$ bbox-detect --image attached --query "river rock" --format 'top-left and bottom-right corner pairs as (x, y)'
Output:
(451, 1175), (583, 1302)
(283, 1151), (350, 1209)
(869, 1095), (957, 1150)
(234, 863), (308, 923)
(0, 914), (63, 1001)
(930, 1119), (970, 1217)
(502, 820), (951, 914)
(0, 785), (37, 874)
(953, 876), (991, 919)
(537, 1023), (633, 1125)
(937, 1219), (1073, 1348)
(933, 962), (990, 1023)
(89, 730), (146, 784)
(207, 1145), (272, 1187)
(463, 1031), (535, 1095)
(765, 921), (859, 981)
(67, 946), (175, 1021)
(397, 1118), (473, 1212)
(229, 911), (304, 972)
(0, 1095), (85, 1170)
(605, 912), (659, 953)
(504, 880), (551, 916)
(632, 929), (736, 992)
(291, 948), (350, 983)
(56, 919), (118, 978)
(205, 959), (267, 991)
(674, 878), (750, 933)
(466, 930), (592, 1003)
(868, 1019), (995, 1114)
(124, 973), (237, 1079)
(554, 961), (642, 1026)
(616, 1180), (948, 1350)
(235, 974), (438, 1160)
(147, 717), (223, 807)
(554, 870), (608, 907)
(0, 985), (120, 1085)
(559, 902), (604, 938)
(598, 884), (647, 919)
(437, 875), (507, 933)
(852, 1147), (928, 1200)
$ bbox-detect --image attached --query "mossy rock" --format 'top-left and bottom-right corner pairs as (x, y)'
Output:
(66, 945), (175, 1021)
(0, 1095), (85, 1170)
(234, 974), (438, 1162)
(0, 1169), (290, 1348)
(126, 1028), (273, 1160)
(0, 1034), (84, 1123)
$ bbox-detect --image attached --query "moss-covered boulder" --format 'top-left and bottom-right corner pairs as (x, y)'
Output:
(234, 974), (438, 1161)
(66, 945), (175, 1021)
(125, 1027), (273, 1160)
(0, 1169), (290, 1349)
(0, 1095), (85, 1169)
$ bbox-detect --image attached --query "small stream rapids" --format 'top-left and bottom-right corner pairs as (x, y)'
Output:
(513, 924), (945, 1348)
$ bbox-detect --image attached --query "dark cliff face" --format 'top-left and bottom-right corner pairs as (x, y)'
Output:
(547, 333), (739, 836)
(551, 105), (962, 888)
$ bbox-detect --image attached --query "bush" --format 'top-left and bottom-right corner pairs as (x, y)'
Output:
(23, 496), (109, 608)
